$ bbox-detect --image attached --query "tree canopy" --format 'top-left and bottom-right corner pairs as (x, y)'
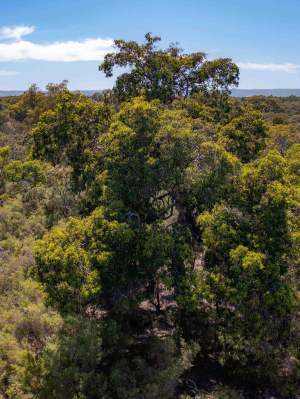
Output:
(0, 34), (300, 399)
(99, 33), (239, 103)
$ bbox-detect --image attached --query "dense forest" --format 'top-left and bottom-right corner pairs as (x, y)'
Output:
(0, 34), (300, 399)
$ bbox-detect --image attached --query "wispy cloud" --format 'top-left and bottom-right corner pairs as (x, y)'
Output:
(0, 25), (35, 41)
(0, 38), (114, 62)
(0, 70), (18, 76)
(0, 25), (114, 62)
(238, 62), (300, 73)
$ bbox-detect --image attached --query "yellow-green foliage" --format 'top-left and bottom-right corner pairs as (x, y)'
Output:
(0, 205), (62, 398)
(1, 37), (300, 399)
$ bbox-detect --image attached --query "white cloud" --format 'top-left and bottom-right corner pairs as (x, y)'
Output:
(0, 25), (114, 62)
(0, 70), (18, 76)
(238, 62), (300, 73)
(0, 37), (114, 62)
(0, 25), (35, 41)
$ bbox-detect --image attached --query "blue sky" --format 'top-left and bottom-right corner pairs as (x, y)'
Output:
(0, 0), (300, 90)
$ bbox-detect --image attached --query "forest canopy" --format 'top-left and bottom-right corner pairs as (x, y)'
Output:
(0, 34), (300, 399)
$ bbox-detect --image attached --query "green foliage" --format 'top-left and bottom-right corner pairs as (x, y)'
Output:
(23, 316), (105, 399)
(185, 141), (240, 212)
(32, 90), (111, 191)
(100, 33), (239, 103)
(5, 159), (48, 185)
(24, 317), (195, 399)
(1, 35), (300, 399)
(34, 207), (135, 313)
(85, 97), (194, 218)
(0, 145), (10, 193)
(0, 196), (62, 398)
(8, 81), (68, 126)
(178, 150), (296, 385)
(219, 110), (267, 162)
(243, 95), (282, 113)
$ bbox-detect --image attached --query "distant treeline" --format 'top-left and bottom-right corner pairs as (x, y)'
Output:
(2, 88), (300, 97)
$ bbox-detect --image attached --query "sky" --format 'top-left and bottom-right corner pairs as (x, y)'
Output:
(0, 0), (300, 90)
